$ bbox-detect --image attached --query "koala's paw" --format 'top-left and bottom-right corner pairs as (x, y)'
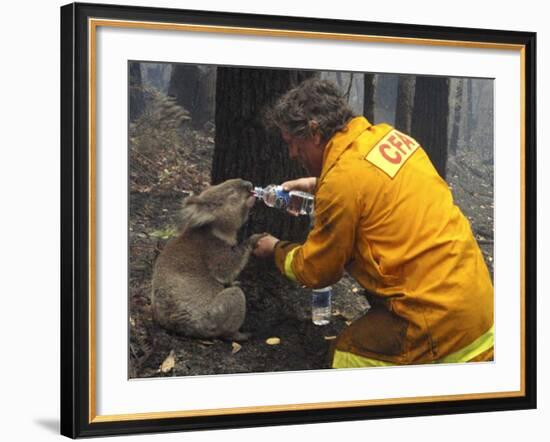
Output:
(247, 232), (269, 247)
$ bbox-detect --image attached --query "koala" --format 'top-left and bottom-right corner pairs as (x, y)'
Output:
(151, 178), (264, 341)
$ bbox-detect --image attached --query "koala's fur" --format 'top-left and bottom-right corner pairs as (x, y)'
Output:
(151, 178), (264, 341)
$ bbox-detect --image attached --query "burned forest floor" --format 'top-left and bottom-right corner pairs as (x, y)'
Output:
(447, 151), (494, 277)
(128, 112), (494, 379)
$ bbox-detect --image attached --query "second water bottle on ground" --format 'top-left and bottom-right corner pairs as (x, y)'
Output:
(311, 286), (332, 326)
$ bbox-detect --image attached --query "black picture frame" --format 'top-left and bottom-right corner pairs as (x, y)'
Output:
(60, 2), (537, 438)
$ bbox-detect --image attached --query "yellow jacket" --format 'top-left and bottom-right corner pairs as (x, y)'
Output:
(274, 116), (494, 365)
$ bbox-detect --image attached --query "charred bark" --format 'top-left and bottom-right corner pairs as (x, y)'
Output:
(212, 68), (316, 242)
(168, 64), (216, 128)
(394, 75), (415, 134)
(363, 73), (376, 123)
(129, 62), (145, 122)
(449, 78), (464, 155)
(411, 76), (450, 179)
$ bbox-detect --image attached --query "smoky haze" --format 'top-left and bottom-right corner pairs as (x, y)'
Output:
(137, 62), (494, 172)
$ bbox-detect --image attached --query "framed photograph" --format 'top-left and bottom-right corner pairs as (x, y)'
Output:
(60, 2), (537, 438)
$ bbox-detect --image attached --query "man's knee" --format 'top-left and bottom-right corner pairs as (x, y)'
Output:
(331, 305), (409, 368)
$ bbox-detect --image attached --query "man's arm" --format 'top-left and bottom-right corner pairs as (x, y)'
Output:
(274, 169), (361, 288)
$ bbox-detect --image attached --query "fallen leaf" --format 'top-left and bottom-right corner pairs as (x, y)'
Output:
(231, 342), (242, 354)
(159, 350), (176, 373)
(198, 340), (215, 346)
(324, 336), (337, 341)
(345, 321), (352, 326)
(265, 337), (281, 345)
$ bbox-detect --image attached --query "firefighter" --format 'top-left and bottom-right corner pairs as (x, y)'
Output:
(253, 78), (494, 367)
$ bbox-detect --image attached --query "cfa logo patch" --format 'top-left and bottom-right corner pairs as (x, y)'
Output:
(365, 129), (420, 178)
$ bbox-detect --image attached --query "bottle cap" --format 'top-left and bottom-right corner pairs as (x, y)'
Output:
(312, 286), (332, 293)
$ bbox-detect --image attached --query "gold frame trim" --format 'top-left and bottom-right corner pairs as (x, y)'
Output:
(88, 18), (527, 424)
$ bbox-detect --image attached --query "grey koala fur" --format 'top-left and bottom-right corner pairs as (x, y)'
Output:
(151, 178), (265, 341)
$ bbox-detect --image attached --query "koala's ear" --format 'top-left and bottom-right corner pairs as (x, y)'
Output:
(180, 197), (216, 233)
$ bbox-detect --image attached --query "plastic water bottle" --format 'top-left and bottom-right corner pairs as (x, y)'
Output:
(311, 286), (332, 326)
(253, 184), (314, 216)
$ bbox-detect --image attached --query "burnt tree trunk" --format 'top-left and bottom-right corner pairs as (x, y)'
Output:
(456, 78), (475, 149)
(449, 78), (464, 155)
(478, 80), (495, 164)
(363, 73), (376, 123)
(212, 68), (315, 242)
(168, 64), (216, 128)
(335, 71), (345, 90)
(411, 76), (450, 179)
(394, 75), (415, 134)
(467, 78), (475, 142)
(129, 62), (144, 122)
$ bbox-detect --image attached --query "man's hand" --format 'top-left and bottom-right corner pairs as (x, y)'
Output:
(247, 232), (269, 248)
(252, 234), (279, 258)
(281, 177), (317, 193)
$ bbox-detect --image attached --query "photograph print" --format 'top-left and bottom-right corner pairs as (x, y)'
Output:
(128, 61), (495, 379)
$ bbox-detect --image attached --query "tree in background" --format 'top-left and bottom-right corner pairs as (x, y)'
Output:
(411, 76), (450, 178)
(141, 62), (172, 94)
(363, 73), (376, 123)
(212, 68), (316, 242)
(129, 62), (145, 122)
(168, 64), (216, 128)
(394, 75), (415, 134)
(448, 78), (494, 163)
(448, 78), (464, 155)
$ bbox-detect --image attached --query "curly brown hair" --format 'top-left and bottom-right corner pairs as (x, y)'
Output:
(264, 78), (356, 142)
